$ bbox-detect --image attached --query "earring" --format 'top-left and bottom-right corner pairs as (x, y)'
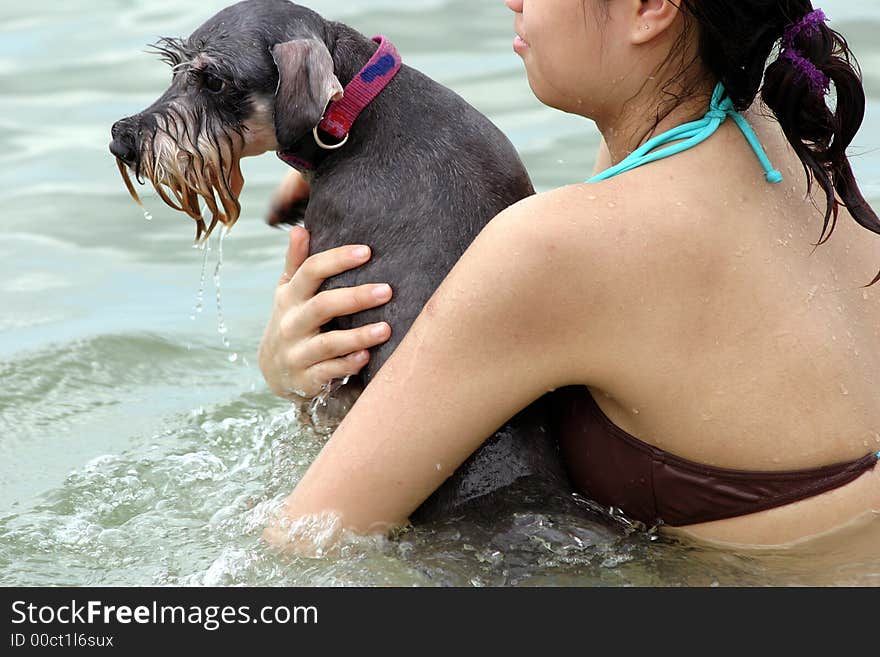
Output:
(641, 25), (650, 31)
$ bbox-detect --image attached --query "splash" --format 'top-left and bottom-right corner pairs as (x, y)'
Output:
(308, 376), (351, 416)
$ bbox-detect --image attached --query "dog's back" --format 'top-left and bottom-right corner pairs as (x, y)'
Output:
(295, 24), (573, 520)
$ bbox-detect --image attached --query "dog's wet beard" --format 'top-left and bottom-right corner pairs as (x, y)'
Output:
(115, 104), (243, 245)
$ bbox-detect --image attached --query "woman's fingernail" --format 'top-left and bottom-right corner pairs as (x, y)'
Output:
(353, 350), (368, 361)
(372, 284), (391, 300)
(352, 246), (370, 259)
(371, 323), (388, 337)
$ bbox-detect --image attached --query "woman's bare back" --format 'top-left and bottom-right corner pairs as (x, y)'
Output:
(562, 106), (880, 545)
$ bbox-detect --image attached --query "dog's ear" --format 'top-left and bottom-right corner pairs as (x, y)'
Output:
(271, 39), (343, 150)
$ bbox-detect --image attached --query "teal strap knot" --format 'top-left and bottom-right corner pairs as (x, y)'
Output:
(588, 82), (783, 184)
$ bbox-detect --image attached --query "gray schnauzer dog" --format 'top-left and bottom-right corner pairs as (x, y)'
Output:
(109, 0), (576, 523)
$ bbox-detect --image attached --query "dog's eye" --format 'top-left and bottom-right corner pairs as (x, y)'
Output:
(202, 72), (225, 94)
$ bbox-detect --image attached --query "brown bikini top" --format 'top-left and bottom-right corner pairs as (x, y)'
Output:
(550, 385), (879, 527)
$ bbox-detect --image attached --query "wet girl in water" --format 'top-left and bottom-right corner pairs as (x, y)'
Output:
(259, 1), (880, 550)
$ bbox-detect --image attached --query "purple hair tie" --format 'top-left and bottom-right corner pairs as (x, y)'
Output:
(780, 8), (831, 94)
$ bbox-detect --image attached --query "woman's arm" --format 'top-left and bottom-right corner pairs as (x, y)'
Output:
(267, 189), (609, 541)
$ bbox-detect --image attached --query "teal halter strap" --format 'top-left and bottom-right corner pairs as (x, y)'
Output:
(587, 82), (783, 184)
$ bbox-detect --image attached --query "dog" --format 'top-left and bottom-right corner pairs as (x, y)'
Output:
(109, 0), (575, 523)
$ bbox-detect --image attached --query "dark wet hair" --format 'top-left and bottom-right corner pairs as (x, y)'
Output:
(652, 1), (880, 285)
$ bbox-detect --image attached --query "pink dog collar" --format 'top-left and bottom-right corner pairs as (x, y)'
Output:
(277, 36), (402, 171)
(278, 35), (401, 170)
(319, 35), (402, 141)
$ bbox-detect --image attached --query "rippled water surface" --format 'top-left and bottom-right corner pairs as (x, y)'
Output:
(2, 0), (879, 587)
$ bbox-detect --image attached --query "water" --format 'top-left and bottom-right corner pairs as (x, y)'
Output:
(1, 0), (879, 587)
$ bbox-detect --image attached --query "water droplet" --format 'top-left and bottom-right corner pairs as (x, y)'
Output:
(607, 201), (616, 208)
(143, 210), (153, 221)
(435, 463), (443, 471)
(586, 195), (597, 201)
(631, 408), (640, 415)
(863, 291), (870, 301)
(839, 383), (849, 396)
(228, 353), (238, 363)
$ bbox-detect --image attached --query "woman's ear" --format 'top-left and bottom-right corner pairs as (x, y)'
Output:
(271, 39), (344, 151)
(631, 0), (681, 45)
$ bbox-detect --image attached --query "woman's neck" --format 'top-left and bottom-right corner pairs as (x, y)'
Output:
(597, 80), (717, 166)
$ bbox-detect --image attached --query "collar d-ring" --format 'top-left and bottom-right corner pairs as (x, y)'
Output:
(313, 125), (349, 150)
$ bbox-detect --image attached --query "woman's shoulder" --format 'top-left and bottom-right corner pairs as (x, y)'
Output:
(503, 176), (719, 286)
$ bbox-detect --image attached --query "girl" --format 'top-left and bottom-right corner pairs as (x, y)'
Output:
(259, 0), (880, 550)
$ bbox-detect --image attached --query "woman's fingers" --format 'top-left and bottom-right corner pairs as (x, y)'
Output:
(305, 350), (374, 388)
(289, 245), (373, 299)
(302, 283), (393, 327)
(281, 323), (389, 398)
(300, 323), (392, 366)
(277, 282), (393, 338)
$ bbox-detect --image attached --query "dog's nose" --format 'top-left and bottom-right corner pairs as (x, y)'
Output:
(109, 138), (136, 163)
(109, 119), (137, 163)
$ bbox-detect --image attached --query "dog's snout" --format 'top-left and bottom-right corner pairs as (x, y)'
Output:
(109, 138), (136, 163)
(109, 118), (137, 163)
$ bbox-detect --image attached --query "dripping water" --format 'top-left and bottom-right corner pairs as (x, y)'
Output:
(190, 236), (210, 321)
(212, 227), (239, 364)
(186, 210), (246, 367)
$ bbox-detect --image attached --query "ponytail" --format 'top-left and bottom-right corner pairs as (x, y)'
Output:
(762, 10), (880, 284)
(671, 2), (880, 285)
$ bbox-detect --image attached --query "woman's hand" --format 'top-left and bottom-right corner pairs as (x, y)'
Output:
(257, 226), (394, 401)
